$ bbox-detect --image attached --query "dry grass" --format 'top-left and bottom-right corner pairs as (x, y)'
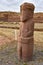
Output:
(34, 23), (43, 29)
(0, 22), (43, 65)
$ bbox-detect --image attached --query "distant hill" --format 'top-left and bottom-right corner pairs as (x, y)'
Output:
(0, 12), (43, 23)
(34, 12), (43, 23)
(0, 12), (20, 22)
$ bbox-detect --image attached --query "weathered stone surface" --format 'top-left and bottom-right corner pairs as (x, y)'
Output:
(17, 2), (35, 61)
(22, 44), (34, 61)
(20, 2), (35, 22)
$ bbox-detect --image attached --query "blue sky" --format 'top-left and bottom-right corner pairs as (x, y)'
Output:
(0, 0), (43, 12)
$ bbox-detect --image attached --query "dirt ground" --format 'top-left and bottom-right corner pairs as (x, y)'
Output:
(0, 22), (43, 65)
(0, 31), (43, 65)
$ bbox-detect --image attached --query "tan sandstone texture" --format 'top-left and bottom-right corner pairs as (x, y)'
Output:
(17, 2), (35, 61)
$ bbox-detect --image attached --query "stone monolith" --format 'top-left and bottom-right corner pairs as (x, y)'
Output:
(17, 2), (35, 61)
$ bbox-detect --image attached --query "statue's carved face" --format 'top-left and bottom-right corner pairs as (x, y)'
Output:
(20, 9), (33, 22)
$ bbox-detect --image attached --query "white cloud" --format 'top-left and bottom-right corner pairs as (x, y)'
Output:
(0, 0), (43, 12)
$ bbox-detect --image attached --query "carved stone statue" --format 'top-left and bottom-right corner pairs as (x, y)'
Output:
(17, 2), (35, 61)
